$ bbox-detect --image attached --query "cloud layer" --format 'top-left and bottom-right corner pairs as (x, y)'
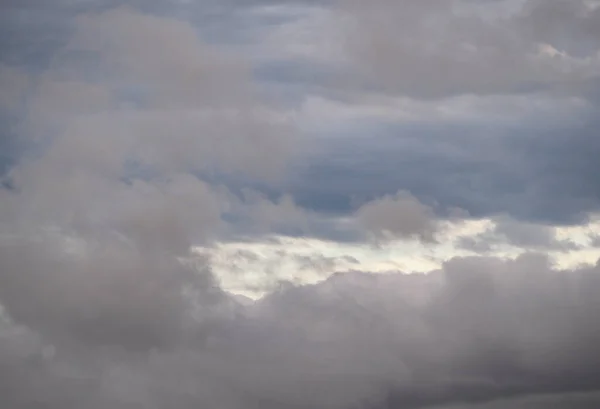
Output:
(1, 1), (600, 408)
(2, 252), (600, 408)
(341, 0), (600, 99)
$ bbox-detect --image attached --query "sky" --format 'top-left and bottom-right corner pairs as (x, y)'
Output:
(1, 0), (600, 408)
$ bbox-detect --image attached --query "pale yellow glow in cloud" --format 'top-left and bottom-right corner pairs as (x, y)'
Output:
(554, 214), (600, 268)
(197, 214), (600, 299)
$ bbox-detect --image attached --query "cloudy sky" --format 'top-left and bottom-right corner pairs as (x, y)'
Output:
(1, 0), (600, 408)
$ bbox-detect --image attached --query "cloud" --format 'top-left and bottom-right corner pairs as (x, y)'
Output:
(339, 0), (600, 99)
(0, 65), (29, 176)
(4, 252), (600, 407)
(216, 188), (443, 246)
(457, 215), (580, 252)
(0, 65), (29, 115)
(519, 0), (600, 58)
(64, 6), (253, 108)
(0, 235), (223, 351)
(286, 109), (600, 226)
(356, 190), (439, 242)
(248, 253), (600, 408)
(230, 190), (312, 237)
(2, 2), (600, 409)
(199, 239), (366, 296)
(0, 0), (291, 370)
(430, 391), (600, 409)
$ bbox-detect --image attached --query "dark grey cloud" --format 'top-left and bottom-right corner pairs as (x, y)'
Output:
(285, 112), (600, 226)
(0, 237), (225, 351)
(253, 254), (600, 408)
(432, 391), (600, 409)
(3, 252), (600, 408)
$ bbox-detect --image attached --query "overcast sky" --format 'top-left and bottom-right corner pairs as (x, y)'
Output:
(1, 1), (600, 408)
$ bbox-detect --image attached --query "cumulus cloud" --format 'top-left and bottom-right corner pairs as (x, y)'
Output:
(356, 190), (439, 242)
